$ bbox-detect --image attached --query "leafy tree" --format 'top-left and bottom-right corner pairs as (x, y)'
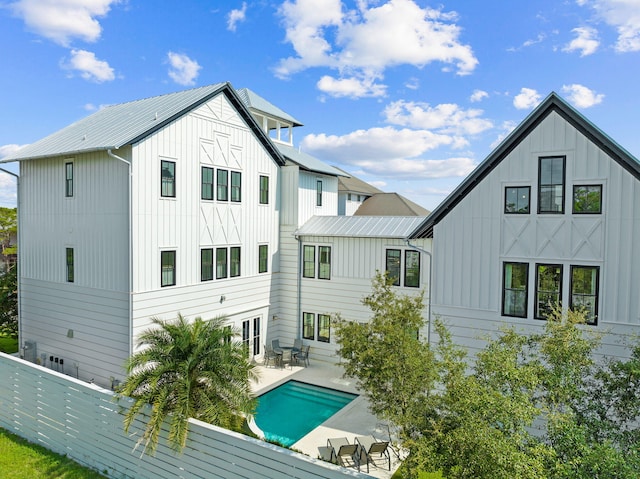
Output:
(119, 314), (258, 455)
(0, 207), (17, 251)
(0, 263), (18, 337)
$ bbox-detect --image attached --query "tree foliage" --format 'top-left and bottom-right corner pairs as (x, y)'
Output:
(0, 207), (17, 251)
(0, 263), (18, 338)
(119, 314), (259, 455)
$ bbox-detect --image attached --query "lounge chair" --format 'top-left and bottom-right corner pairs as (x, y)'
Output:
(295, 344), (310, 367)
(355, 435), (391, 472)
(263, 344), (279, 368)
(327, 437), (359, 469)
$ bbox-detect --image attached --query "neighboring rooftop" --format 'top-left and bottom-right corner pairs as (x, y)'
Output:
(295, 215), (427, 239)
(335, 167), (383, 196)
(355, 193), (430, 217)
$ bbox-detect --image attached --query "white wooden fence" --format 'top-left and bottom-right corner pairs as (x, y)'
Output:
(0, 353), (369, 478)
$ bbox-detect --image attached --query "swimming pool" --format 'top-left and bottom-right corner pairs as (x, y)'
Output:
(253, 380), (358, 447)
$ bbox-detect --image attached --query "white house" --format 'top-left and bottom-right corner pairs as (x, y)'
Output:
(410, 92), (640, 360)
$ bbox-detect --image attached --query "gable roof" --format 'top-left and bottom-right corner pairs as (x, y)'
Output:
(295, 215), (427, 239)
(355, 192), (430, 216)
(236, 88), (303, 127)
(410, 92), (640, 238)
(275, 143), (346, 177)
(1, 83), (285, 166)
(335, 167), (383, 195)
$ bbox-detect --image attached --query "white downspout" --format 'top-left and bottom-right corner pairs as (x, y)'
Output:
(0, 167), (20, 351)
(107, 150), (133, 360)
(404, 239), (433, 347)
(295, 234), (302, 339)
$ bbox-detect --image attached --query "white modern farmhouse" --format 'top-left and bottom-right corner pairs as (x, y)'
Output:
(2, 83), (430, 387)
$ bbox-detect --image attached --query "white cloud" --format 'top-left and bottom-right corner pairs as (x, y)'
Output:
(317, 74), (386, 98)
(405, 77), (420, 90)
(383, 100), (493, 136)
(0, 144), (26, 159)
(513, 88), (542, 110)
(167, 52), (202, 86)
(9, 0), (120, 46)
(585, 0), (640, 52)
(227, 2), (247, 32)
(0, 174), (18, 207)
(470, 90), (488, 102)
(561, 84), (604, 108)
(64, 49), (115, 82)
(276, 0), (478, 97)
(563, 26), (600, 56)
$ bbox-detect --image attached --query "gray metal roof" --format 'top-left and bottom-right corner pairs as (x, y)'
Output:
(355, 193), (430, 216)
(236, 88), (303, 126)
(335, 167), (383, 195)
(276, 143), (346, 177)
(295, 215), (427, 238)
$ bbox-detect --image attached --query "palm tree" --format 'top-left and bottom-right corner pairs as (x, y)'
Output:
(119, 314), (259, 454)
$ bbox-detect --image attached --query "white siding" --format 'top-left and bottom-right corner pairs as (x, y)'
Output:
(297, 172), (338, 225)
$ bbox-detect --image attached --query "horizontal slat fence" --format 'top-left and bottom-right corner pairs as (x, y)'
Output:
(0, 353), (368, 478)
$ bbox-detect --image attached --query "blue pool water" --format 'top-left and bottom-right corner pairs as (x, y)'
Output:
(254, 380), (358, 447)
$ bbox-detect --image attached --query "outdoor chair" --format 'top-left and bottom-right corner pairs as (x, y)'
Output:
(355, 435), (391, 472)
(295, 344), (310, 367)
(293, 338), (303, 352)
(271, 339), (280, 350)
(327, 437), (359, 469)
(263, 344), (279, 368)
(280, 348), (294, 369)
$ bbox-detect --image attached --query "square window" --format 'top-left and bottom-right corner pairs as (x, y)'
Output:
(231, 171), (241, 202)
(217, 169), (228, 201)
(258, 245), (268, 273)
(535, 264), (562, 320)
(230, 246), (241, 277)
(502, 262), (528, 317)
(161, 250), (176, 287)
(386, 249), (401, 286)
(216, 248), (227, 279)
(65, 162), (74, 198)
(505, 186), (530, 213)
(538, 156), (565, 213)
(318, 314), (331, 343)
(66, 247), (74, 283)
(570, 265), (599, 325)
(259, 175), (269, 204)
(303, 312), (315, 340)
(404, 250), (420, 288)
(303, 245), (315, 278)
(573, 185), (602, 214)
(161, 160), (176, 198)
(318, 246), (331, 280)
(201, 248), (213, 281)
(201, 167), (214, 200)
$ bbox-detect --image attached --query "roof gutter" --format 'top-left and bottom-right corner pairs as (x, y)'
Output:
(404, 238), (433, 346)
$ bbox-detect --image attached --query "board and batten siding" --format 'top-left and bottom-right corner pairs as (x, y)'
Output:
(431, 110), (640, 359)
(297, 171), (338, 225)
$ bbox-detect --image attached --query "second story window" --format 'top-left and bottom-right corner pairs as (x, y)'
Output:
(230, 247), (241, 277)
(161, 250), (176, 287)
(318, 246), (331, 279)
(201, 248), (213, 281)
(259, 175), (269, 204)
(573, 185), (602, 214)
(505, 186), (530, 214)
(216, 247), (228, 279)
(316, 180), (323, 206)
(258, 245), (268, 273)
(303, 245), (315, 278)
(161, 160), (176, 198)
(231, 171), (242, 202)
(404, 250), (420, 288)
(538, 156), (565, 213)
(65, 162), (74, 197)
(386, 249), (401, 286)
(66, 247), (74, 283)
(201, 167), (214, 200)
(535, 264), (562, 320)
(217, 169), (228, 201)
(502, 262), (528, 318)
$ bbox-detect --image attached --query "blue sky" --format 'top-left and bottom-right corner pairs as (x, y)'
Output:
(1, 0), (640, 210)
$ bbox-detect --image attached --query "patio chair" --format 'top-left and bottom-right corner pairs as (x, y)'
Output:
(280, 348), (294, 369)
(327, 437), (359, 469)
(263, 343), (279, 368)
(355, 435), (391, 472)
(271, 339), (281, 350)
(295, 344), (310, 367)
(293, 338), (303, 352)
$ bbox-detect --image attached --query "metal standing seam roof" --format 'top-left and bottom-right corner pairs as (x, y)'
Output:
(275, 143), (347, 177)
(236, 88), (303, 127)
(294, 215), (428, 238)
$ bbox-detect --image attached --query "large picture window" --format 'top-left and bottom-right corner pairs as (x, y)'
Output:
(201, 167), (214, 200)
(538, 156), (565, 213)
(502, 262), (528, 317)
(386, 249), (401, 286)
(231, 171), (242, 202)
(404, 250), (420, 288)
(570, 265), (599, 325)
(161, 250), (176, 287)
(303, 245), (315, 278)
(318, 314), (331, 343)
(161, 160), (175, 198)
(259, 175), (269, 204)
(230, 247), (241, 277)
(573, 185), (602, 214)
(201, 248), (213, 281)
(303, 312), (315, 340)
(217, 169), (228, 201)
(505, 186), (530, 214)
(535, 264), (562, 320)
(216, 248), (228, 279)
(318, 246), (331, 280)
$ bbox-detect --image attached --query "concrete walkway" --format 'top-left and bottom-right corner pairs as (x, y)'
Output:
(250, 359), (403, 479)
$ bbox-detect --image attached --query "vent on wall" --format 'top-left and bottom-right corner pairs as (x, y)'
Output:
(23, 341), (37, 363)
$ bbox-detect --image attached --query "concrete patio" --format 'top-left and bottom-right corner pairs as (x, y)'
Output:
(250, 358), (404, 479)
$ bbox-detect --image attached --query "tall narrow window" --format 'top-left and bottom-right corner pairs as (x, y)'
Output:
(258, 245), (268, 273)
(573, 185), (602, 214)
(318, 246), (331, 280)
(231, 171), (242, 202)
(259, 175), (269, 204)
(201, 248), (213, 281)
(252, 317), (260, 356)
(405, 250), (420, 288)
(318, 314), (331, 343)
(303, 245), (315, 278)
(216, 248), (227, 279)
(570, 265), (599, 325)
(505, 186), (530, 213)
(316, 179), (323, 206)
(386, 249), (401, 286)
(303, 312), (315, 340)
(502, 262), (528, 317)
(65, 162), (74, 197)
(538, 156), (565, 213)
(161, 160), (175, 198)
(161, 250), (176, 287)
(217, 169), (228, 201)
(201, 167), (214, 200)
(230, 247), (241, 277)
(242, 320), (250, 357)
(66, 247), (74, 283)
(535, 264), (562, 320)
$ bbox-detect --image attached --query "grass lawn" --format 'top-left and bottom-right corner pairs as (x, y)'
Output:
(0, 428), (108, 479)
(0, 335), (18, 354)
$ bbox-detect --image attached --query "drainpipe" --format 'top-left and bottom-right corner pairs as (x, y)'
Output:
(107, 150), (133, 360)
(0, 167), (20, 351)
(295, 234), (302, 340)
(404, 238), (433, 346)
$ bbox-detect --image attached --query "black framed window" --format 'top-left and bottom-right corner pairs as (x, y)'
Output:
(201, 167), (214, 200)
(161, 250), (176, 287)
(242, 320), (250, 356)
(535, 264), (562, 320)
(259, 175), (269, 204)
(318, 314), (330, 343)
(316, 180), (323, 206)
(230, 247), (241, 277)
(386, 249), (401, 286)
(303, 245), (315, 278)
(258, 245), (268, 273)
(303, 312), (315, 340)
(217, 169), (228, 201)
(573, 185), (602, 214)
(65, 162), (74, 197)
(161, 160), (175, 198)
(404, 250), (420, 288)
(216, 247), (228, 279)
(201, 248), (213, 281)
(502, 262), (528, 317)
(66, 247), (74, 283)
(570, 265), (599, 325)
(318, 246), (331, 280)
(505, 186), (530, 213)
(252, 317), (260, 356)
(538, 156), (565, 213)
(231, 171), (241, 202)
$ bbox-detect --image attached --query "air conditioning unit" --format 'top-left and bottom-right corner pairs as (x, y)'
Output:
(23, 341), (37, 363)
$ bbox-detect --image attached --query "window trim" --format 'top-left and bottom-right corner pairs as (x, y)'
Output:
(258, 244), (268, 274)
(65, 162), (74, 198)
(318, 246), (331, 280)
(504, 186), (530, 214)
(201, 166), (214, 201)
(161, 250), (176, 287)
(501, 262), (529, 318)
(534, 263), (563, 320)
(201, 248), (214, 282)
(538, 155), (566, 214)
(161, 160), (176, 198)
(570, 265), (600, 326)
(317, 313), (331, 343)
(572, 184), (602, 214)
(259, 175), (269, 205)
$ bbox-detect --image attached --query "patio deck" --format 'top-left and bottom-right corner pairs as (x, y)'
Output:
(250, 359), (403, 479)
